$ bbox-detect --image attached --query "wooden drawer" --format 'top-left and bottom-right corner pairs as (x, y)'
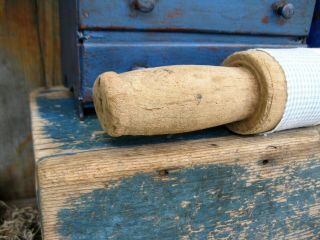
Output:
(78, 31), (303, 103)
(307, 0), (320, 46)
(79, 0), (316, 36)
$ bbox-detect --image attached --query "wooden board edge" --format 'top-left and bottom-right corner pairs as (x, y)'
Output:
(37, 126), (320, 239)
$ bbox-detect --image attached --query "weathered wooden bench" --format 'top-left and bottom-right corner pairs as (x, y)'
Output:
(31, 87), (320, 239)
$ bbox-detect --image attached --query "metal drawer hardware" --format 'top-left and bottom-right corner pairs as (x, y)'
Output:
(134, 0), (156, 13)
(77, 31), (89, 42)
(273, 1), (295, 19)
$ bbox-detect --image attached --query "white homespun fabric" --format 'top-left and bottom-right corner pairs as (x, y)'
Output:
(258, 48), (320, 133)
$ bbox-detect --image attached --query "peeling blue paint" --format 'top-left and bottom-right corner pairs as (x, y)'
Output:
(36, 95), (230, 151)
(58, 160), (320, 239)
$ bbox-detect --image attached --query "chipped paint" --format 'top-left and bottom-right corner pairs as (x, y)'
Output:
(34, 89), (230, 154)
(32, 88), (320, 239)
(261, 16), (269, 24)
(58, 160), (320, 239)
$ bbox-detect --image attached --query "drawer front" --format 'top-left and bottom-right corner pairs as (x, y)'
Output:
(79, 32), (303, 103)
(307, 0), (320, 46)
(79, 0), (315, 36)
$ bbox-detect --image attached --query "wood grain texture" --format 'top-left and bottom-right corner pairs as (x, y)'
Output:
(93, 65), (258, 136)
(36, 0), (62, 87)
(31, 88), (320, 239)
(0, 0), (61, 199)
(0, 0), (45, 89)
(0, 0), (62, 89)
(0, 49), (35, 200)
(224, 50), (287, 135)
(93, 50), (288, 137)
(0, 0), (42, 199)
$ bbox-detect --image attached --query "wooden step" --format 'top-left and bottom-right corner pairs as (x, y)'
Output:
(31, 87), (320, 240)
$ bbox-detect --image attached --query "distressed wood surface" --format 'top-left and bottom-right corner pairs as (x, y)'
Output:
(0, 0), (45, 89)
(93, 65), (259, 136)
(0, 0), (42, 199)
(0, 0), (62, 199)
(37, 0), (62, 87)
(79, 0), (315, 36)
(0, 49), (35, 200)
(31, 88), (320, 239)
(0, 0), (62, 88)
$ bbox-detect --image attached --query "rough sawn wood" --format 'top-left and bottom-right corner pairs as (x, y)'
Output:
(31, 87), (320, 240)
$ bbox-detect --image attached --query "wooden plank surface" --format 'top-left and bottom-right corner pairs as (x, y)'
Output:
(0, 48), (35, 200)
(0, 0), (62, 199)
(31, 88), (320, 239)
(0, 0), (62, 88)
(37, 0), (62, 87)
(0, 0), (42, 199)
(0, 0), (45, 88)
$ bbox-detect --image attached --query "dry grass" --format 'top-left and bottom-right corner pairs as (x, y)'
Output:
(0, 201), (41, 240)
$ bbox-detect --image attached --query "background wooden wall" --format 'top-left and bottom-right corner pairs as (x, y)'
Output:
(0, 0), (61, 200)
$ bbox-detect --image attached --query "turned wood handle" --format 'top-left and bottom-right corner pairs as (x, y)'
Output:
(94, 65), (259, 136)
(93, 51), (287, 136)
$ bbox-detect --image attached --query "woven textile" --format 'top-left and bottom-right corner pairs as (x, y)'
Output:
(259, 48), (320, 132)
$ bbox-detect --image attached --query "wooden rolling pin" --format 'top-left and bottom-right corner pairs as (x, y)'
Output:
(93, 49), (320, 136)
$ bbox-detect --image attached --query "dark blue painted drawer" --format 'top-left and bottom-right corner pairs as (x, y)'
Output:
(79, 0), (316, 36)
(79, 31), (303, 103)
(308, 0), (320, 46)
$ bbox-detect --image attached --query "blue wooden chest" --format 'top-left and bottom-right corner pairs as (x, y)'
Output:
(59, 0), (316, 118)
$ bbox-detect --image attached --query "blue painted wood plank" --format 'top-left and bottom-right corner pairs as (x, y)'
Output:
(33, 88), (320, 239)
(57, 160), (320, 239)
(79, 31), (304, 103)
(79, 0), (315, 36)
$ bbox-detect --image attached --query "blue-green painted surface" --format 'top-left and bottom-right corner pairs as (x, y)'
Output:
(36, 93), (230, 153)
(58, 160), (320, 239)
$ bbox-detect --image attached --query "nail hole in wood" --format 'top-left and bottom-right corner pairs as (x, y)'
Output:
(257, 159), (275, 166)
(267, 145), (278, 150)
(158, 169), (169, 176)
(195, 94), (202, 104)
